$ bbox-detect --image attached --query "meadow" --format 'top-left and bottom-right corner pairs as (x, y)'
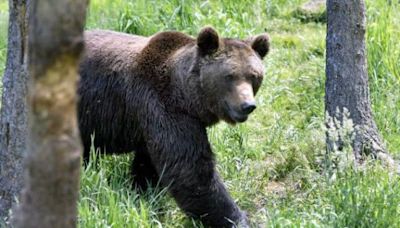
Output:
(1, 0), (400, 227)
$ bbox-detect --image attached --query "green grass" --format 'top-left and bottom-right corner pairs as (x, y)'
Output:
(0, 0), (8, 91)
(1, 0), (400, 227)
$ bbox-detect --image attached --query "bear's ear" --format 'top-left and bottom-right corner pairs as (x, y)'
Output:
(197, 26), (219, 55)
(246, 34), (270, 59)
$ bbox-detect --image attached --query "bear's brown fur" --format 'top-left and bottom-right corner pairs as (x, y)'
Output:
(78, 27), (269, 227)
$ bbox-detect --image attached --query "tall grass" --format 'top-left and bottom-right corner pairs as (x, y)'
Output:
(367, 0), (400, 153)
(0, 0), (8, 90)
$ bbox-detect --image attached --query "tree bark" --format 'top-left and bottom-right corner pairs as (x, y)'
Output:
(11, 0), (87, 227)
(0, 0), (28, 220)
(325, 0), (394, 164)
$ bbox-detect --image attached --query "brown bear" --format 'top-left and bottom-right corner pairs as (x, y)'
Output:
(78, 27), (269, 227)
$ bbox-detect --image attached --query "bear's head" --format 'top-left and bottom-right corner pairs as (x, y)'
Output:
(196, 27), (269, 124)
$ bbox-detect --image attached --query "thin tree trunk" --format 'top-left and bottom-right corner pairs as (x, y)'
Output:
(325, 0), (394, 165)
(12, 0), (87, 227)
(0, 0), (28, 220)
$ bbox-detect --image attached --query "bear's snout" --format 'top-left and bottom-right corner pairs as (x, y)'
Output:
(240, 101), (256, 115)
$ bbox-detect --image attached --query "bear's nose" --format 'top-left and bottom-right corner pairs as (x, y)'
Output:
(240, 101), (256, 114)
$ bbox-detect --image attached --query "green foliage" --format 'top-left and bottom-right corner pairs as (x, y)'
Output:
(366, 0), (400, 153)
(79, 149), (177, 228)
(326, 164), (400, 227)
(0, 1), (8, 91)
(0, 0), (399, 227)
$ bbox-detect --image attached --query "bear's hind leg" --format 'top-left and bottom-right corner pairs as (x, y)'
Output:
(132, 146), (160, 192)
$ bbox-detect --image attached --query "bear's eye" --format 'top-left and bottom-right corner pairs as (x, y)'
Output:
(249, 74), (262, 90)
(248, 74), (257, 80)
(224, 74), (234, 80)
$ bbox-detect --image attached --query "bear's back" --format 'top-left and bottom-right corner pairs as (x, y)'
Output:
(83, 30), (150, 73)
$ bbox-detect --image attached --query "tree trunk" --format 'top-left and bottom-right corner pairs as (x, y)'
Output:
(12, 0), (87, 227)
(325, 0), (394, 164)
(0, 0), (28, 220)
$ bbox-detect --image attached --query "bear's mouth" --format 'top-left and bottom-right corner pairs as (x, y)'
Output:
(223, 101), (249, 123)
(229, 111), (249, 123)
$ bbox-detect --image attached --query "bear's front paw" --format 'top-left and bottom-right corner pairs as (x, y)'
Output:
(234, 211), (250, 228)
